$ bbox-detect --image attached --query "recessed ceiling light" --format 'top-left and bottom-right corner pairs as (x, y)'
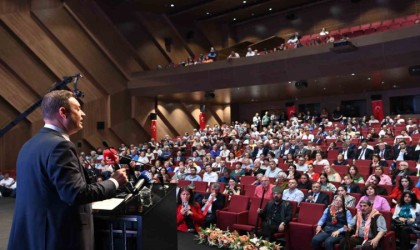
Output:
(351, 73), (355, 76)
(323, 88), (327, 90)
(288, 81), (292, 84)
(206, 12), (210, 15)
(243, 0), (247, 3)
(269, 8), (273, 11)
(381, 81), (385, 84)
(251, 13), (255, 16)
(170, 3), (175, 7)
(367, 77), (371, 80)
(233, 17), (236, 21)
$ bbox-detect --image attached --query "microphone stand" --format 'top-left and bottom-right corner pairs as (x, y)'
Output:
(254, 186), (267, 235)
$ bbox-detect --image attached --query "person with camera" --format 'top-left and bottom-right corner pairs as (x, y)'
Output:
(176, 186), (204, 233)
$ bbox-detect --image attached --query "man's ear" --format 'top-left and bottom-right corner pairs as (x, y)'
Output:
(58, 107), (67, 118)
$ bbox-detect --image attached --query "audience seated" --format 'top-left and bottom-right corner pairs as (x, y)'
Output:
(257, 186), (292, 241)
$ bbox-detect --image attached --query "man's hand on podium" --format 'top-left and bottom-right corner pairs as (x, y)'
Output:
(112, 169), (128, 186)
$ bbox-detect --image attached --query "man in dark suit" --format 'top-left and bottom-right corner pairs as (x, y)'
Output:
(374, 142), (393, 161)
(355, 141), (373, 160)
(8, 90), (128, 250)
(252, 142), (269, 158)
(338, 143), (355, 161)
(201, 182), (226, 228)
(393, 140), (412, 161)
(302, 182), (329, 206)
(392, 161), (416, 181)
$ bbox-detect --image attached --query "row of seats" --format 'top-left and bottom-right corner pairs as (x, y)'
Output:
(213, 195), (396, 250)
(300, 13), (420, 46)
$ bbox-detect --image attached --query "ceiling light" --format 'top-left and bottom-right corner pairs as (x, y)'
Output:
(251, 13), (255, 16)
(381, 81), (385, 84)
(206, 12), (210, 15)
(233, 17), (236, 21)
(351, 73), (355, 76)
(269, 8), (273, 11)
(170, 3), (175, 7)
(243, 0), (247, 3)
(367, 77), (371, 80)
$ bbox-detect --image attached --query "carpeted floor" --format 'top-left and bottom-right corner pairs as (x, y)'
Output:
(0, 197), (213, 250)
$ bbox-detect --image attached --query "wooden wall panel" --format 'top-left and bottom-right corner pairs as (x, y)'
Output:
(64, 0), (144, 76)
(0, 122), (31, 170)
(137, 12), (191, 64)
(0, 63), (42, 123)
(157, 102), (196, 136)
(132, 96), (155, 135)
(156, 116), (175, 141)
(81, 96), (108, 137)
(1, 13), (104, 102)
(109, 90), (130, 126)
(0, 0), (29, 14)
(116, 21), (169, 70)
(32, 7), (127, 94)
(111, 119), (149, 146)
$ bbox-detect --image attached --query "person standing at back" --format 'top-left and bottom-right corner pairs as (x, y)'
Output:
(8, 90), (128, 250)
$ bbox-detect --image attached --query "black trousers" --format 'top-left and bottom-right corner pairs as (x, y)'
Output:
(339, 235), (383, 250)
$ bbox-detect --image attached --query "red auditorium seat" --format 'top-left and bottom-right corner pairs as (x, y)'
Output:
(339, 27), (351, 38)
(243, 185), (257, 197)
(194, 181), (209, 192)
(299, 34), (311, 46)
(349, 192), (362, 205)
(327, 150), (339, 161)
(371, 21), (382, 31)
(394, 17), (406, 24)
(382, 19), (394, 26)
(361, 23), (375, 35)
(231, 197), (270, 233)
(272, 200), (299, 244)
(350, 25), (363, 37)
(288, 203), (326, 250)
(389, 23), (401, 30)
(178, 180), (191, 187)
(407, 14), (419, 22)
(240, 176), (256, 186)
(216, 195), (250, 230)
(329, 30), (341, 40)
(332, 210), (395, 250)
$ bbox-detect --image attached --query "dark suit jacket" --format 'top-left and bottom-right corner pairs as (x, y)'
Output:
(202, 192), (226, 215)
(252, 146), (269, 158)
(375, 148), (393, 160)
(303, 192), (329, 206)
(356, 148), (374, 160)
(393, 147), (413, 160)
(341, 183), (361, 194)
(339, 149), (356, 160)
(8, 128), (117, 250)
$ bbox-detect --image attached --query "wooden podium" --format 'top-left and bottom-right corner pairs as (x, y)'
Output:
(93, 184), (177, 250)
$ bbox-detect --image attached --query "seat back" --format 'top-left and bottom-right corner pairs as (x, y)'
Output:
(178, 179), (191, 187)
(298, 202), (325, 224)
(227, 195), (250, 212)
(243, 185), (257, 197)
(249, 197), (270, 225)
(194, 181), (209, 192)
(321, 190), (334, 204)
(240, 176), (256, 186)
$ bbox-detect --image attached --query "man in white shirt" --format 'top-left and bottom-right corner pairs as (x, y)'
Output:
(202, 164), (218, 183)
(282, 179), (304, 204)
(264, 161), (282, 178)
(295, 157), (308, 172)
(0, 173), (15, 197)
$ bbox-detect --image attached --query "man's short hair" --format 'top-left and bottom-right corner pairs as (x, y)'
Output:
(359, 199), (372, 206)
(190, 166), (196, 171)
(211, 183), (220, 190)
(41, 90), (74, 119)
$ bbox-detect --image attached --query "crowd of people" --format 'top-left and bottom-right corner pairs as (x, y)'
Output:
(158, 27), (342, 70)
(71, 109), (420, 248)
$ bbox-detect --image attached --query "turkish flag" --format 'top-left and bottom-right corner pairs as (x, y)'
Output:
(151, 120), (157, 141)
(371, 100), (384, 121)
(287, 106), (296, 119)
(199, 112), (206, 130)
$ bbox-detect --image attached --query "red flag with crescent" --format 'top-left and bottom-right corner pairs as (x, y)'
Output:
(199, 112), (206, 130)
(371, 100), (384, 121)
(151, 120), (157, 141)
(287, 106), (296, 119)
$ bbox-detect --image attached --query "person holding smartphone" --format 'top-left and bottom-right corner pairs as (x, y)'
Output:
(176, 186), (204, 233)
